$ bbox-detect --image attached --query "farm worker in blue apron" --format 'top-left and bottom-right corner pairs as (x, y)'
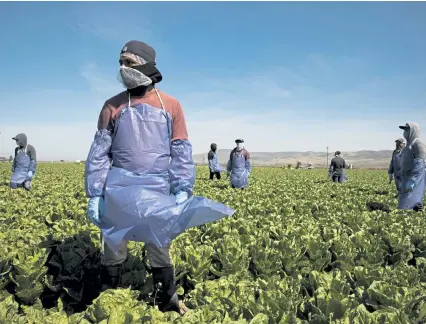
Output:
(328, 151), (347, 183)
(84, 40), (234, 314)
(398, 122), (426, 211)
(208, 143), (225, 180)
(388, 137), (405, 196)
(10, 133), (37, 191)
(226, 139), (251, 189)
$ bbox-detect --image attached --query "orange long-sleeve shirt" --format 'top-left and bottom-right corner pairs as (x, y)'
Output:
(97, 88), (188, 142)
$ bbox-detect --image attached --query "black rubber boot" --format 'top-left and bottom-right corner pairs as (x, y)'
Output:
(23, 181), (32, 191)
(414, 203), (424, 212)
(100, 264), (122, 290)
(151, 266), (180, 313)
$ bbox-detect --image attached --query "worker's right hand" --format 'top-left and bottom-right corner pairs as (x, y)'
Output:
(405, 179), (415, 193)
(87, 196), (104, 226)
(388, 174), (393, 183)
(175, 191), (189, 204)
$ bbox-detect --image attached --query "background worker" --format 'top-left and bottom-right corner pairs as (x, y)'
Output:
(227, 139), (251, 189)
(388, 137), (405, 196)
(10, 133), (37, 191)
(208, 143), (224, 180)
(328, 151), (347, 183)
(398, 122), (426, 211)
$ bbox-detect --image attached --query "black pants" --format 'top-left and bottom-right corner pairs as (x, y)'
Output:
(209, 171), (221, 180)
(332, 176), (344, 183)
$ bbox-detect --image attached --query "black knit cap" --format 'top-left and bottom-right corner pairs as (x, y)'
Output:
(235, 139), (244, 143)
(121, 40), (156, 64)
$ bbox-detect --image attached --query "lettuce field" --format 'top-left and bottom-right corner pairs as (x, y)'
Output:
(1, 163), (426, 323)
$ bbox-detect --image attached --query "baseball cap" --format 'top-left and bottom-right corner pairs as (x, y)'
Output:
(121, 40), (156, 64)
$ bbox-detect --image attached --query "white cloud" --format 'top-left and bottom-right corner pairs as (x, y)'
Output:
(69, 4), (155, 44)
(80, 62), (122, 96)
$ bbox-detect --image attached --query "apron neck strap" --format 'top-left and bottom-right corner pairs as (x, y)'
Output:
(154, 88), (165, 110)
(127, 88), (165, 111)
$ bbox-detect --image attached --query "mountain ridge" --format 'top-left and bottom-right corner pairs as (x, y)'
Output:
(193, 149), (393, 168)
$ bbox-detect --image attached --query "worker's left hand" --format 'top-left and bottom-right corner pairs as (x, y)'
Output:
(27, 171), (33, 179)
(405, 180), (415, 193)
(175, 191), (188, 204)
(87, 196), (104, 226)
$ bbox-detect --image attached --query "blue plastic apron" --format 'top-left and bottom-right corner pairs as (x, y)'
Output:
(398, 142), (426, 210)
(230, 150), (249, 189)
(392, 151), (403, 193)
(10, 146), (31, 188)
(209, 152), (224, 173)
(99, 91), (234, 253)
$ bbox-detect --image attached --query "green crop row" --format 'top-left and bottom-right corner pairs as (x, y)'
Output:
(1, 163), (426, 323)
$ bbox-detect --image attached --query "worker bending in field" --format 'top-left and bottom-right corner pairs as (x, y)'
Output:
(10, 133), (37, 191)
(388, 137), (405, 196)
(208, 143), (224, 180)
(84, 40), (234, 315)
(328, 151), (347, 183)
(227, 139), (251, 189)
(397, 122), (426, 211)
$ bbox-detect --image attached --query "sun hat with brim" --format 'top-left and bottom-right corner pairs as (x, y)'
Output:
(395, 138), (405, 143)
(399, 123), (410, 130)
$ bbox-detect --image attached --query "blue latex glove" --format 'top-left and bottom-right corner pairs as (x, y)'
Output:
(27, 171), (33, 179)
(405, 179), (415, 193)
(175, 191), (189, 204)
(87, 196), (104, 226)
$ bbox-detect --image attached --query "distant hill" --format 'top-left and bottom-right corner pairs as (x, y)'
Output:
(193, 149), (394, 169)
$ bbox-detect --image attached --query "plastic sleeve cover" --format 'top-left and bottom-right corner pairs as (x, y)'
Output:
(329, 161), (335, 174)
(245, 158), (252, 173)
(29, 160), (37, 173)
(169, 139), (195, 196)
(408, 158), (425, 184)
(11, 148), (17, 172)
(413, 141), (426, 160)
(388, 156), (394, 175)
(226, 160), (232, 172)
(84, 129), (112, 198)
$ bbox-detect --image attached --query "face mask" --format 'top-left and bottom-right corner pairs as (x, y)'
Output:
(118, 66), (152, 89)
(237, 143), (244, 150)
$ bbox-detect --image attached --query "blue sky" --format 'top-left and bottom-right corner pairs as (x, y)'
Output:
(0, 1), (425, 160)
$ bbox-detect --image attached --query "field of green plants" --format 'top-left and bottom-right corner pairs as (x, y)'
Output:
(1, 163), (426, 323)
